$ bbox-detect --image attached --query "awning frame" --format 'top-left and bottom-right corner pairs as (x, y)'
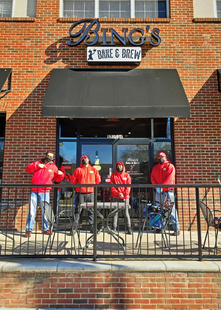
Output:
(217, 69), (221, 92)
(0, 68), (12, 97)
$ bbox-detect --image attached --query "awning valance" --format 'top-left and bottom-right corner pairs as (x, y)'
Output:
(42, 69), (190, 118)
(0, 68), (12, 96)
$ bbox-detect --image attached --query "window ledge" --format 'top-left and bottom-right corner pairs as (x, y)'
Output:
(0, 17), (35, 22)
(58, 17), (170, 23)
(193, 18), (221, 23)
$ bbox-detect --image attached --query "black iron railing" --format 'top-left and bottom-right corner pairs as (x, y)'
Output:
(0, 184), (221, 260)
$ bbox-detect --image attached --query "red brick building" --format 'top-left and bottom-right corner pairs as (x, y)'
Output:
(0, 0), (220, 190)
(1, 1), (221, 309)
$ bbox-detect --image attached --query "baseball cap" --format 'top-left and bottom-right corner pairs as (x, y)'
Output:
(157, 152), (167, 158)
(80, 155), (88, 161)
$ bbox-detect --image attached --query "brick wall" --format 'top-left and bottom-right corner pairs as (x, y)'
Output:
(1, 0), (221, 186)
(0, 271), (220, 309)
(1, 3), (221, 211)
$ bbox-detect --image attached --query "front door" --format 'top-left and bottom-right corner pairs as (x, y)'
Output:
(81, 143), (113, 183)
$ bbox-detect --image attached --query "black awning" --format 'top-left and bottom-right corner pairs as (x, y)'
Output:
(42, 69), (190, 118)
(0, 68), (12, 95)
(217, 69), (221, 92)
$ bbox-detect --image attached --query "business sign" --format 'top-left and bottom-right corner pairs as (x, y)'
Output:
(67, 19), (161, 47)
(88, 47), (141, 62)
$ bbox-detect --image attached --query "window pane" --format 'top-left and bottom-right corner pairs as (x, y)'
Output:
(63, 0), (94, 17)
(79, 118), (151, 138)
(154, 142), (172, 165)
(59, 119), (77, 138)
(27, 0), (37, 17)
(217, 0), (221, 17)
(0, 0), (12, 17)
(154, 118), (171, 138)
(99, 0), (130, 18)
(135, 0), (166, 18)
(64, 1), (73, 10)
(118, 144), (150, 184)
(75, 1), (84, 10)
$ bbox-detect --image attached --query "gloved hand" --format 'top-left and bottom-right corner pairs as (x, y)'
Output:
(156, 187), (162, 194)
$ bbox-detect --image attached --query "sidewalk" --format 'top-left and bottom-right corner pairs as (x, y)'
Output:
(0, 257), (221, 273)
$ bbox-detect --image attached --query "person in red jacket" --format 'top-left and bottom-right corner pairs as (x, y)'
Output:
(25, 151), (64, 237)
(110, 161), (132, 234)
(151, 152), (180, 236)
(71, 155), (101, 232)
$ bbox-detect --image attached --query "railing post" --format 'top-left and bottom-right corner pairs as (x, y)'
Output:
(196, 187), (203, 261)
(93, 186), (97, 261)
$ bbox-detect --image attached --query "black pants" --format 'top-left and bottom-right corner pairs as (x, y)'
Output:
(73, 192), (94, 226)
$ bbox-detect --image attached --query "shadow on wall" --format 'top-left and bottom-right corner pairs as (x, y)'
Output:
(175, 69), (221, 184)
(43, 36), (153, 66)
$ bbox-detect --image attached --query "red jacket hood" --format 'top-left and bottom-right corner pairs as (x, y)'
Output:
(114, 161), (126, 175)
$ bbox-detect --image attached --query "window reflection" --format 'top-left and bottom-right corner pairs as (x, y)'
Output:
(118, 144), (149, 184)
(154, 141), (172, 165)
(59, 141), (77, 175)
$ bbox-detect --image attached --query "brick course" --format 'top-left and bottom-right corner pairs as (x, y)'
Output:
(0, 271), (220, 309)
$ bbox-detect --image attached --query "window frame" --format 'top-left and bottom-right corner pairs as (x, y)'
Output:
(0, 0), (37, 17)
(60, 0), (169, 18)
(216, 0), (221, 18)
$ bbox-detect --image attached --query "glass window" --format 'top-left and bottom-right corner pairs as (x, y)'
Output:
(82, 144), (112, 182)
(59, 141), (77, 175)
(63, 0), (94, 17)
(62, 0), (167, 18)
(118, 144), (150, 184)
(135, 0), (166, 18)
(154, 118), (171, 138)
(217, 0), (221, 17)
(0, 0), (12, 17)
(27, 0), (37, 17)
(80, 118), (151, 138)
(153, 141), (172, 165)
(59, 119), (77, 138)
(0, 0), (37, 17)
(100, 0), (130, 18)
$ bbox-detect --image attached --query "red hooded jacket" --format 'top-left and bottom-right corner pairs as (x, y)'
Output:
(71, 163), (101, 193)
(110, 161), (131, 199)
(26, 159), (64, 193)
(151, 159), (175, 192)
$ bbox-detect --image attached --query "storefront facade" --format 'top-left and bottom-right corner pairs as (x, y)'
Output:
(0, 0), (221, 188)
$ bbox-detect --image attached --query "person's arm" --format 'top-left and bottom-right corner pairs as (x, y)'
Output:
(53, 168), (65, 183)
(161, 165), (175, 185)
(26, 161), (41, 174)
(71, 169), (78, 184)
(95, 169), (101, 184)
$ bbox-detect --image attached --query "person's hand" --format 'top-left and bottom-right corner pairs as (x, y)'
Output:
(57, 170), (64, 175)
(38, 163), (45, 169)
(156, 187), (162, 194)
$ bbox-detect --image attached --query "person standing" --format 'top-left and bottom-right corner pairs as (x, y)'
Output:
(151, 152), (180, 236)
(25, 151), (64, 237)
(110, 161), (132, 234)
(71, 155), (101, 232)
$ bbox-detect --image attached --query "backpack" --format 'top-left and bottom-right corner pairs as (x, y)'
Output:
(143, 203), (165, 231)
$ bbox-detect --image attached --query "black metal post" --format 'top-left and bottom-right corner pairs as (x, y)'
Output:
(196, 187), (203, 261)
(93, 186), (97, 261)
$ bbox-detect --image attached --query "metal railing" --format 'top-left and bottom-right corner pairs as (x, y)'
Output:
(0, 184), (221, 260)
